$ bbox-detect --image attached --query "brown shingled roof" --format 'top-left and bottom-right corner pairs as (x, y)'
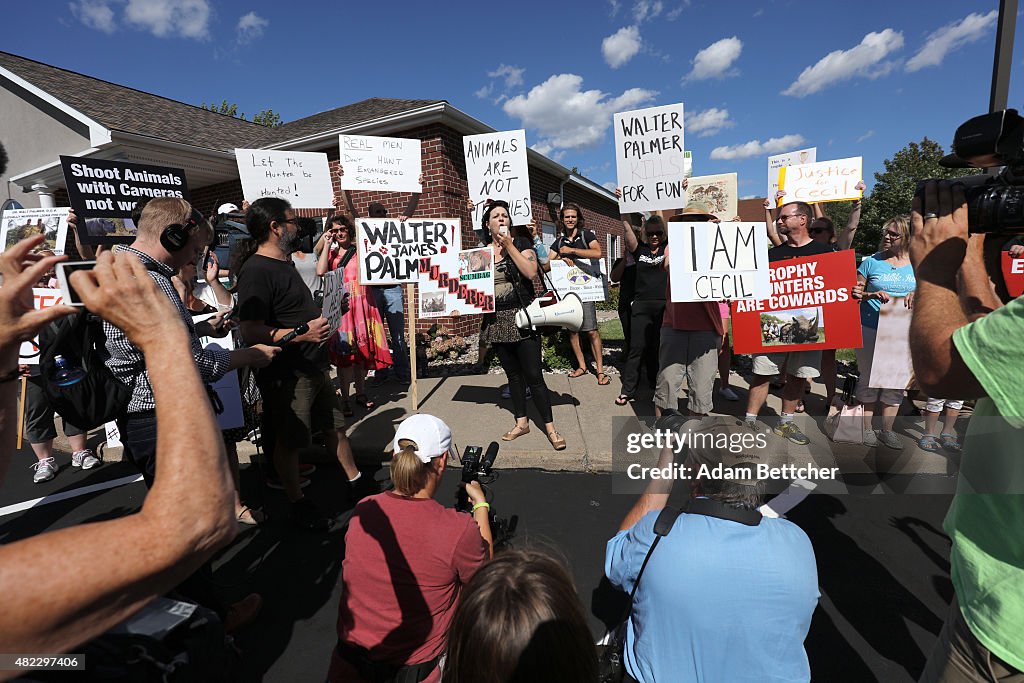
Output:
(0, 51), (265, 151)
(251, 98), (446, 146)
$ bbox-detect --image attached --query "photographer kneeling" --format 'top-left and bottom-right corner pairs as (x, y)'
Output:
(329, 415), (493, 683)
(911, 179), (1024, 681)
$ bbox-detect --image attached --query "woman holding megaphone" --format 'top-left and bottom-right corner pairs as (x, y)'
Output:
(474, 199), (566, 451)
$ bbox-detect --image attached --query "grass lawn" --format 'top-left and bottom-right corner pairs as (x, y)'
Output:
(599, 318), (624, 344)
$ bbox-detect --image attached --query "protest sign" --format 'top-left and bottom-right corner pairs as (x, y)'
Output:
(868, 300), (914, 390)
(358, 218), (461, 285)
(547, 259), (607, 303)
(767, 147), (816, 203)
(104, 421), (122, 449)
(464, 130), (532, 227)
(730, 250), (861, 354)
(419, 246), (495, 317)
(1, 207), (69, 254)
(668, 222), (769, 302)
(779, 156), (863, 205)
(683, 150), (693, 178)
(198, 318), (244, 431)
(686, 173), (737, 221)
(339, 134), (422, 193)
(322, 268), (349, 332)
(235, 149), (334, 209)
(1003, 252), (1024, 297)
(614, 103), (686, 213)
(19, 289), (66, 365)
(60, 156), (190, 244)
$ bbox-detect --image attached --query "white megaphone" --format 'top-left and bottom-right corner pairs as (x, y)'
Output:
(515, 291), (584, 332)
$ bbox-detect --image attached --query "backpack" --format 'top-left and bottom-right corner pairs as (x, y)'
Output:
(38, 311), (131, 430)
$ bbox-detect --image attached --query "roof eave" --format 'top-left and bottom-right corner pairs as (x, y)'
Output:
(0, 65), (112, 147)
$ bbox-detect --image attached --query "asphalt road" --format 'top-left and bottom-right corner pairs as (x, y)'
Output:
(0, 450), (954, 682)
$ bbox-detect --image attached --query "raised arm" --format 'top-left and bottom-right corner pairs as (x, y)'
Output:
(836, 181), (866, 251)
(400, 174), (424, 221)
(764, 198), (783, 247)
(614, 187), (641, 254)
(0, 249), (237, 663)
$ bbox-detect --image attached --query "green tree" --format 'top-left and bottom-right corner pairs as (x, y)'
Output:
(852, 138), (979, 253)
(199, 101), (282, 128)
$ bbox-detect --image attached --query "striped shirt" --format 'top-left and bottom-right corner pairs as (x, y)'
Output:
(104, 245), (232, 414)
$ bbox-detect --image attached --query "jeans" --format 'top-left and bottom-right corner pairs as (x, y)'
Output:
(376, 285), (410, 380)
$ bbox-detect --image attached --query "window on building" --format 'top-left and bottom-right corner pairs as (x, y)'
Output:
(607, 234), (620, 273)
(541, 221), (557, 246)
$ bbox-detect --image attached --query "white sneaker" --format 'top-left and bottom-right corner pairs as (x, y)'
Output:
(72, 449), (101, 470)
(718, 387), (740, 401)
(31, 457), (58, 483)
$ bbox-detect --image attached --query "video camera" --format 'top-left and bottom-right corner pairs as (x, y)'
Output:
(937, 109), (1024, 233)
(456, 441), (518, 549)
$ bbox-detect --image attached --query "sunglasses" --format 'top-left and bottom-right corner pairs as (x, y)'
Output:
(883, 232), (902, 239)
(809, 227), (831, 235)
(646, 231), (664, 237)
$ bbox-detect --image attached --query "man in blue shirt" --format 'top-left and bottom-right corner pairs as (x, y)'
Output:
(606, 416), (819, 682)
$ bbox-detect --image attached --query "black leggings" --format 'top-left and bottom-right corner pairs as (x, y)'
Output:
(494, 337), (553, 424)
(620, 299), (665, 397)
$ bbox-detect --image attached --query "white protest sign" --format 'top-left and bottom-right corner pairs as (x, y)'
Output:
(614, 103), (686, 213)
(2, 207), (70, 254)
(20, 289), (66, 365)
(868, 301), (913, 390)
(339, 134), (422, 193)
(322, 268), (349, 332)
(668, 223), (770, 302)
(768, 147), (816, 204)
(683, 150), (693, 178)
(358, 218), (461, 285)
(235, 149), (334, 209)
(419, 246), (495, 318)
(779, 156), (863, 205)
(198, 317), (245, 431)
(463, 130), (532, 227)
(104, 421), (122, 448)
(686, 173), (738, 221)
(547, 259), (608, 303)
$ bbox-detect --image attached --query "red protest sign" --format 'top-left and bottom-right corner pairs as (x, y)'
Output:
(1002, 252), (1024, 297)
(730, 250), (861, 354)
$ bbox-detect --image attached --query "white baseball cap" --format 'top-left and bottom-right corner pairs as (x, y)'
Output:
(217, 203), (240, 215)
(392, 414), (453, 464)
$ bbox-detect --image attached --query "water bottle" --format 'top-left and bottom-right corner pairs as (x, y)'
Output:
(50, 355), (86, 387)
(533, 236), (550, 265)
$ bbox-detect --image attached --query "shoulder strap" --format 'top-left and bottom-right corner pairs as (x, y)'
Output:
(338, 247), (357, 269)
(681, 498), (762, 526)
(628, 506), (681, 602)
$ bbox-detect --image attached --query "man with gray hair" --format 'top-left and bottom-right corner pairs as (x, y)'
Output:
(606, 415), (819, 682)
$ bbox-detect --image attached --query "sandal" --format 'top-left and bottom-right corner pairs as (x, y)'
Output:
(502, 424), (530, 441)
(568, 367), (587, 378)
(547, 430), (567, 451)
(615, 394), (632, 406)
(237, 506), (266, 526)
(939, 433), (962, 452)
(918, 434), (940, 452)
(597, 373), (611, 386)
(354, 394), (376, 411)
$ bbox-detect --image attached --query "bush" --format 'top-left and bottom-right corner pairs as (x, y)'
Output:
(596, 284), (620, 312)
(540, 330), (575, 370)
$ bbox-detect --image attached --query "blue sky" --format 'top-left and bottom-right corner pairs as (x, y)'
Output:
(5, 0), (1022, 198)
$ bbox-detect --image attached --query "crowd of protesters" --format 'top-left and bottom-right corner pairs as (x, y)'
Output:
(1, 126), (1023, 683)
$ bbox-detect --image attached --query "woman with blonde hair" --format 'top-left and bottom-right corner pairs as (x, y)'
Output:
(329, 414), (492, 682)
(852, 215), (916, 449)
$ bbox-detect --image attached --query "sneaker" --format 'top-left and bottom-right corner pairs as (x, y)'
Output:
(741, 418), (769, 435)
(291, 498), (330, 531)
(31, 457), (58, 483)
(878, 430), (904, 450)
(718, 387), (740, 401)
(246, 427), (261, 446)
(71, 449), (101, 470)
(773, 421), (811, 446)
(499, 385), (531, 400)
(266, 475), (311, 490)
(863, 429), (879, 447)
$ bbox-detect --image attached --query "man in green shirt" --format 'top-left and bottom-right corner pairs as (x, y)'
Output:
(910, 180), (1024, 681)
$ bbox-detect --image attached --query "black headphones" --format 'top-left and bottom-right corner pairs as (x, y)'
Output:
(160, 208), (205, 252)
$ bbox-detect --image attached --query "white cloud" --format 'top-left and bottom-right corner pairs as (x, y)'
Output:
(602, 180), (618, 192)
(739, 195), (758, 200)
(633, 0), (663, 23)
(666, 3), (686, 20)
(710, 134), (808, 160)
(685, 36), (742, 81)
(236, 11), (267, 42)
(685, 107), (734, 137)
(70, 0), (117, 33)
(124, 0), (211, 39)
(783, 29), (904, 97)
(602, 25), (642, 68)
(503, 73), (657, 152)
(906, 11), (997, 72)
(474, 84), (493, 99)
(488, 64), (525, 89)
(856, 130), (875, 143)
(608, 0), (621, 16)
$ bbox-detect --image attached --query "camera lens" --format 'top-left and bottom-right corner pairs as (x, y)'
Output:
(967, 185), (1024, 234)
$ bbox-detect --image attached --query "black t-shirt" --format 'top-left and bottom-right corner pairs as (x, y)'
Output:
(768, 239), (834, 262)
(552, 229), (601, 275)
(237, 253), (326, 379)
(631, 243), (668, 302)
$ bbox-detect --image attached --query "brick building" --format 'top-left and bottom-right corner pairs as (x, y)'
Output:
(0, 50), (623, 338)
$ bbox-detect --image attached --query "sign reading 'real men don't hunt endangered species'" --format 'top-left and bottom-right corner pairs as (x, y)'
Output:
(339, 134), (422, 194)
(614, 103), (686, 213)
(358, 218), (462, 285)
(60, 156), (190, 219)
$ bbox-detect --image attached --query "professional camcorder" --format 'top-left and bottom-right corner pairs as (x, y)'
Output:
(456, 442), (518, 549)
(937, 109), (1024, 233)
